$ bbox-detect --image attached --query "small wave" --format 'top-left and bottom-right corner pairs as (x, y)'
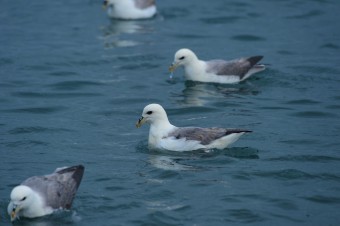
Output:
(231, 34), (266, 42)
(268, 155), (340, 163)
(8, 126), (72, 134)
(2, 106), (67, 114)
(290, 111), (337, 118)
(12, 91), (103, 98)
(286, 10), (324, 19)
(284, 99), (320, 105)
(48, 80), (104, 91)
(304, 195), (340, 204)
(200, 16), (242, 24)
(227, 208), (266, 223)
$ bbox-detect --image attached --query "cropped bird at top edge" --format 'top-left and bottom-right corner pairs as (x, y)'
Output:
(169, 48), (266, 84)
(103, 0), (157, 20)
(136, 103), (251, 152)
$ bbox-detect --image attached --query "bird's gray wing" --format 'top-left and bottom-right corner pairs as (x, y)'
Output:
(134, 0), (155, 9)
(168, 127), (251, 145)
(206, 56), (263, 78)
(22, 165), (84, 209)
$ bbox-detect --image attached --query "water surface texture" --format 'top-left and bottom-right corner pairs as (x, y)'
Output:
(1, 0), (340, 225)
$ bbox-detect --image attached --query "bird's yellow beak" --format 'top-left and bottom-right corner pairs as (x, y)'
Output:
(169, 62), (179, 73)
(102, 0), (108, 10)
(136, 117), (146, 128)
(10, 206), (20, 222)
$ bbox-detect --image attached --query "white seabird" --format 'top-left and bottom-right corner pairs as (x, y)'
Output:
(169, 48), (265, 84)
(136, 103), (251, 152)
(8, 165), (84, 221)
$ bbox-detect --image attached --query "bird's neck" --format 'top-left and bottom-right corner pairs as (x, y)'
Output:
(23, 193), (52, 218)
(148, 119), (175, 147)
(184, 60), (206, 80)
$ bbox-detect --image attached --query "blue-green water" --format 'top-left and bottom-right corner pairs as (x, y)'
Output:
(1, 0), (340, 225)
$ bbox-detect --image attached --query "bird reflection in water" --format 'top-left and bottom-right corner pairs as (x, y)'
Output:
(169, 80), (261, 107)
(99, 20), (154, 48)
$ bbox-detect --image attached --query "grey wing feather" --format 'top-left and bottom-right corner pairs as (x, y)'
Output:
(22, 165), (84, 209)
(168, 127), (251, 145)
(206, 56), (263, 78)
(134, 0), (155, 9)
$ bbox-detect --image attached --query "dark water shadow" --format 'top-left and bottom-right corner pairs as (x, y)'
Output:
(200, 16), (243, 25)
(223, 147), (259, 159)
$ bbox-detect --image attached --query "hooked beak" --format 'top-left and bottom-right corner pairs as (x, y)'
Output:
(136, 117), (147, 128)
(169, 62), (179, 73)
(102, 0), (108, 10)
(10, 205), (20, 222)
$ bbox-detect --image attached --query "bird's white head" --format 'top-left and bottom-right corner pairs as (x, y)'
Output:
(136, 104), (169, 128)
(8, 185), (34, 221)
(169, 48), (198, 72)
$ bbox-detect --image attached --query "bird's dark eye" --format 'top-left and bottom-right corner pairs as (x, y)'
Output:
(179, 56), (185, 60)
(146, 111), (153, 115)
(21, 197), (26, 201)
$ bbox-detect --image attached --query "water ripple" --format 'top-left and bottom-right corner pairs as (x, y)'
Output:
(169, 106), (218, 115)
(224, 147), (259, 159)
(303, 195), (340, 204)
(326, 104), (340, 110)
(284, 99), (320, 105)
(279, 139), (319, 145)
(286, 10), (324, 19)
(48, 71), (79, 77)
(8, 126), (72, 134)
(12, 91), (103, 98)
(3, 140), (49, 148)
(135, 211), (180, 225)
(116, 54), (163, 62)
(290, 111), (337, 118)
(162, 7), (190, 19)
(254, 169), (314, 180)
(22, 64), (54, 71)
(231, 34), (266, 42)
(227, 208), (265, 223)
(0, 57), (14, 66)
(145, 201), (189, 211)
(119, 63), (159, 70)
(2, 106), (66, 114)
(268, 155), (340, 163)
(290, 65), (340, 75)
(251, 169), (340, 181)
(321, 43), (340, 49)
(48, 80), (105, 91)
(200, 16), (242, 24)
(172, 33), (211, 39)
(268, 198), (298, 210)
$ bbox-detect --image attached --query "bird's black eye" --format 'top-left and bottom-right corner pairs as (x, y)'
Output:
(179, 56), (185, 60)
(21, 197), (26, 201)
(146, 111), (153, 115)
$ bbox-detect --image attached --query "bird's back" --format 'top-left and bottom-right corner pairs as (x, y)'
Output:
(22, 165), (84, 209)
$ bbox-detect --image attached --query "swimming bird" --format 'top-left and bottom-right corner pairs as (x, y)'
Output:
(8, 165), (84, 221)
(169, 48), (265, 84)
(136, 103), (251, 152)
(103, 0), (157, 20)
